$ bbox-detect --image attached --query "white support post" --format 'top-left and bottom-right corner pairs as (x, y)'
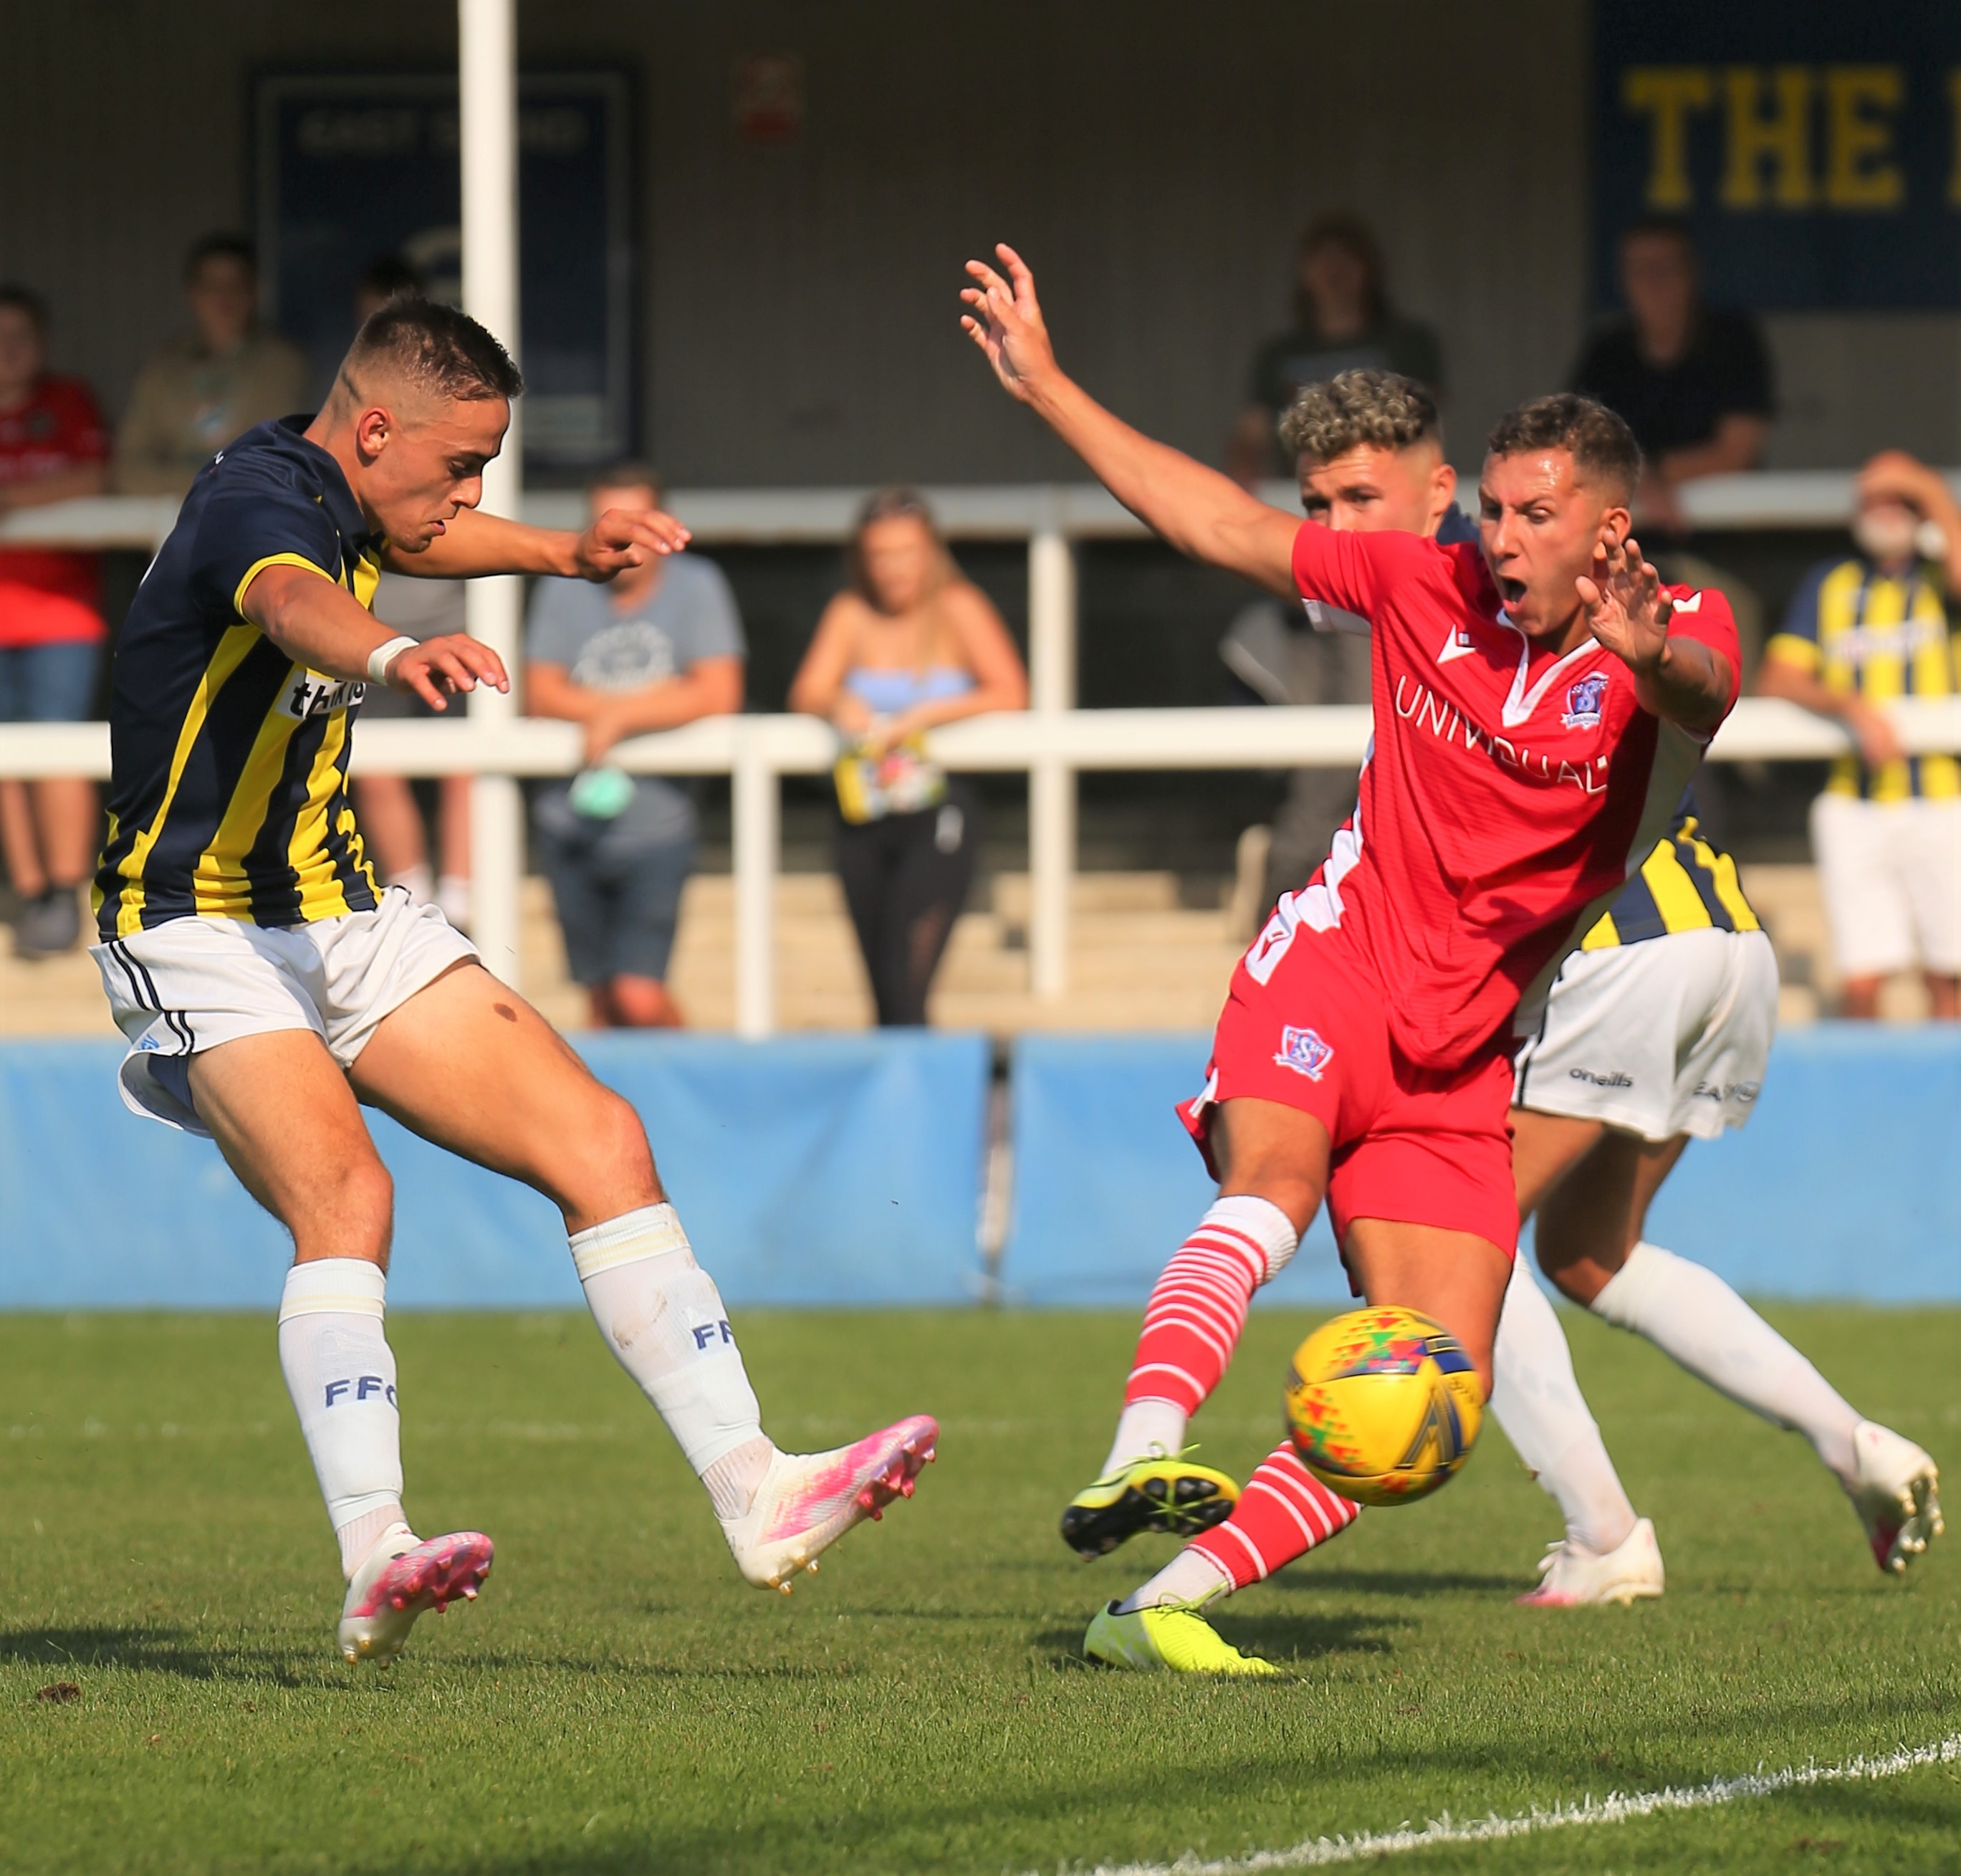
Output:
(732, 723), (779, 1039)
(1027, 520), (1076, 999)
(459, 0), (524, 985)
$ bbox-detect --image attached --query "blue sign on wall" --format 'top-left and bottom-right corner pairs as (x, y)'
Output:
(1593, 4), (1961, 309)
(251, 70), (634, 466)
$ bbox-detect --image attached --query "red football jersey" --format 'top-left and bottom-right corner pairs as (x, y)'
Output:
(0, 375), (109, 636)
(1261, 522), (1740, 1071)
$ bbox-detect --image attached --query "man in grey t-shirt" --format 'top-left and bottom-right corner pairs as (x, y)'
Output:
(525, 465), (745, 1027)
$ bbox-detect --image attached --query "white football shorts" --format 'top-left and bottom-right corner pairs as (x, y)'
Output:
(90, 886), (479, 1136)
(1810, 792), (1961, 978)
(1511, 926), (1778, 1142)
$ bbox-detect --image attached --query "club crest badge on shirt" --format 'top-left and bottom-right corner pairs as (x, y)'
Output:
(1562, 672), (1609, 730)
(1274, 1024), (1335, 1081)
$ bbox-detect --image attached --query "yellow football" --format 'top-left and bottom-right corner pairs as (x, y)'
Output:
(1282, 1305), (1483, 1508)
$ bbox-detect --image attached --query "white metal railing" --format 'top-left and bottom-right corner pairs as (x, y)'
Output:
(6, 475), (1958, 1026)
(5, 698), (1960, 1037)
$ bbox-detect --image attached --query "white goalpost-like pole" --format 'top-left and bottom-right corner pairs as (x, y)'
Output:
(459, 0), (526, 987)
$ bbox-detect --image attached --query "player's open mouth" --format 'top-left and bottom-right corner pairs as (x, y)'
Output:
(1498, 577), (1527, 606)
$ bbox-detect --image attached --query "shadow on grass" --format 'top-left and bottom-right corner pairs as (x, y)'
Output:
(1273, 1566), (1520, 1598)
(0, 1625), (332, 1689)
(1028, 1603), (1402, 1672)
(342, 1708), (1961, 1876)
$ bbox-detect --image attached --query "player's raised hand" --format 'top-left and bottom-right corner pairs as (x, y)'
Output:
(1577, 530), (1672, 674)
(961, 244), (1058, 401)
(574, 505), (693, 581)
(387, 633), (511, 711)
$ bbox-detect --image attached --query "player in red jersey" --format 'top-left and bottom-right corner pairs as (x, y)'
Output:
(960, 247), (1740, 1673)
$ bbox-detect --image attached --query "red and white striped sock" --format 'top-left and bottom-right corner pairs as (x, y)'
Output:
(1190, 1442), (1362, 1589)
(1102, 1196), (1298, 1475)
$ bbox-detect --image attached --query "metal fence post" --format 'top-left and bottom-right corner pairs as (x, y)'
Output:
(459, 0), (525, 987)
(1027, 516), (1076, 999)
(732, 722), (779, 1038)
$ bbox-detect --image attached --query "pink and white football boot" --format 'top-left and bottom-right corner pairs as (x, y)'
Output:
(719, 1415), (937, 1594)
(1845, 1420), (1943, 1576)
(1517, 1516), (1664, 1607)
(337, 1523), (494, 1665)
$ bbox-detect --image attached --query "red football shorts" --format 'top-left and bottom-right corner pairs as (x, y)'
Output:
(1180, 919), (1518, 1259)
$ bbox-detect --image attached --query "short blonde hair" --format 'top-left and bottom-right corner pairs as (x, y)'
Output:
(1279, 369), (1441, 464)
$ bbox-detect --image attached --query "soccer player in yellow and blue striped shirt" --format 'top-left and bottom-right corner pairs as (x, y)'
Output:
(87, 297), (936, 1667)
(1760, 451), (1961, 1020)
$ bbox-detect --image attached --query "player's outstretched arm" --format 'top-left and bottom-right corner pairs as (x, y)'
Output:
(1577, 532), (1733, 732)
(382, 503), (693, 584)
(960, 244), (1300, 600)
(241, 563), (509, 712)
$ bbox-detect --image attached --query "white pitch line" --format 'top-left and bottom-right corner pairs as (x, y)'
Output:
(1056, 1733), (1961, 1875)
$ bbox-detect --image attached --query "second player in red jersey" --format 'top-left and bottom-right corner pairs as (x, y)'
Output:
(960, 242), (1739, 1672)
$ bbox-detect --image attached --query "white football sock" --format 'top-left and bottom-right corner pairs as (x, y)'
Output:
(277, 1259), (407, 1579)
(571, 1203), (773, 1520)
(436, 874), (471, 929)
(391, 861), (433, 904)
(1592, 1242), (1862, 1484)
(1103, 1401), (1190, 1475)
(1118, 1547), (1232, 1613)
(1490, 1255), (1638, 1554)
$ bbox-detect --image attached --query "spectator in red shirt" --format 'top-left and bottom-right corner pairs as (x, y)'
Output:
(0, 286), (108, 957)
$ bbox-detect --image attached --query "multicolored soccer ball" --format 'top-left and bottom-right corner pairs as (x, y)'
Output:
(1282, 1306), (1482, 1506)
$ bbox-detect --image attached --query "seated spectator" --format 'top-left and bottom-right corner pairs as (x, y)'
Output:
(113, 234), (308, 496)
(1760, 452), (1961, 1020)
(525, 466), (744, 1028)
(1227, 215), (1443, 487)
(790, 489), (1027, 1028)
(347, 257), (471, 928)
(1571, 216), (1771, 675)
(0, 286), (109, 957)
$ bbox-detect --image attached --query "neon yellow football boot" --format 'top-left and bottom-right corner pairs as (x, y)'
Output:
(1060, 1448), (1240, 1557)
(1083, 1599), (1277, 1676)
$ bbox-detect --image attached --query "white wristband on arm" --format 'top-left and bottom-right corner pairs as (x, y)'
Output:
(366, 636), (419, 686)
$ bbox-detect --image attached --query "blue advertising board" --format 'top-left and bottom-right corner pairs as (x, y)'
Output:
(251, 70), (633, 466)
(1593, 3), (1961, 308)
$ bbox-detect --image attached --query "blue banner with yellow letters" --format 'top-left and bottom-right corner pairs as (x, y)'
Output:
(1593, 2), (1961, 308)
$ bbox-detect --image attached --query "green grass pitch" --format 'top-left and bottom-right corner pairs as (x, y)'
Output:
(2, 1306), (1956, 1874)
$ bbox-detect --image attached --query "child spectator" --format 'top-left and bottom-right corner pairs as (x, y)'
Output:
(1760, 453), (1961, 1020)
(113, 235), (308, 496)
(0, 286), (109, 957)
(525, 466), (745, 1028)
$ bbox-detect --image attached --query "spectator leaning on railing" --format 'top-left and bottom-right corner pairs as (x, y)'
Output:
(1759, 452), (1961, 1021)
(1571, 216), (1772, 681)
(0, 285), (109, 958)
(525, 465), (745, 1029)
(112, 234), (309, 497)
(347, 258), (473, 929)
(790, 489), (1027, 1028)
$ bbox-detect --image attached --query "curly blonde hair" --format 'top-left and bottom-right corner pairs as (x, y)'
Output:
(1278, 368), (1441, 465)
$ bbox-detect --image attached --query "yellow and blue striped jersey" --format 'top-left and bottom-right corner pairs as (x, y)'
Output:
(1579, 789), (1760, 951)
(94, 417), (383, 937)
(1764, 554), (1960, 803)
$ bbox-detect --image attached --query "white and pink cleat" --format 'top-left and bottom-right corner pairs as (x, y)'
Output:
(1516, 1516), (1665, 1608)
(721, 1414), (938, 1594)
(1846, 1420), (1943, 1576)
(337, 1525), (494, 1665)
